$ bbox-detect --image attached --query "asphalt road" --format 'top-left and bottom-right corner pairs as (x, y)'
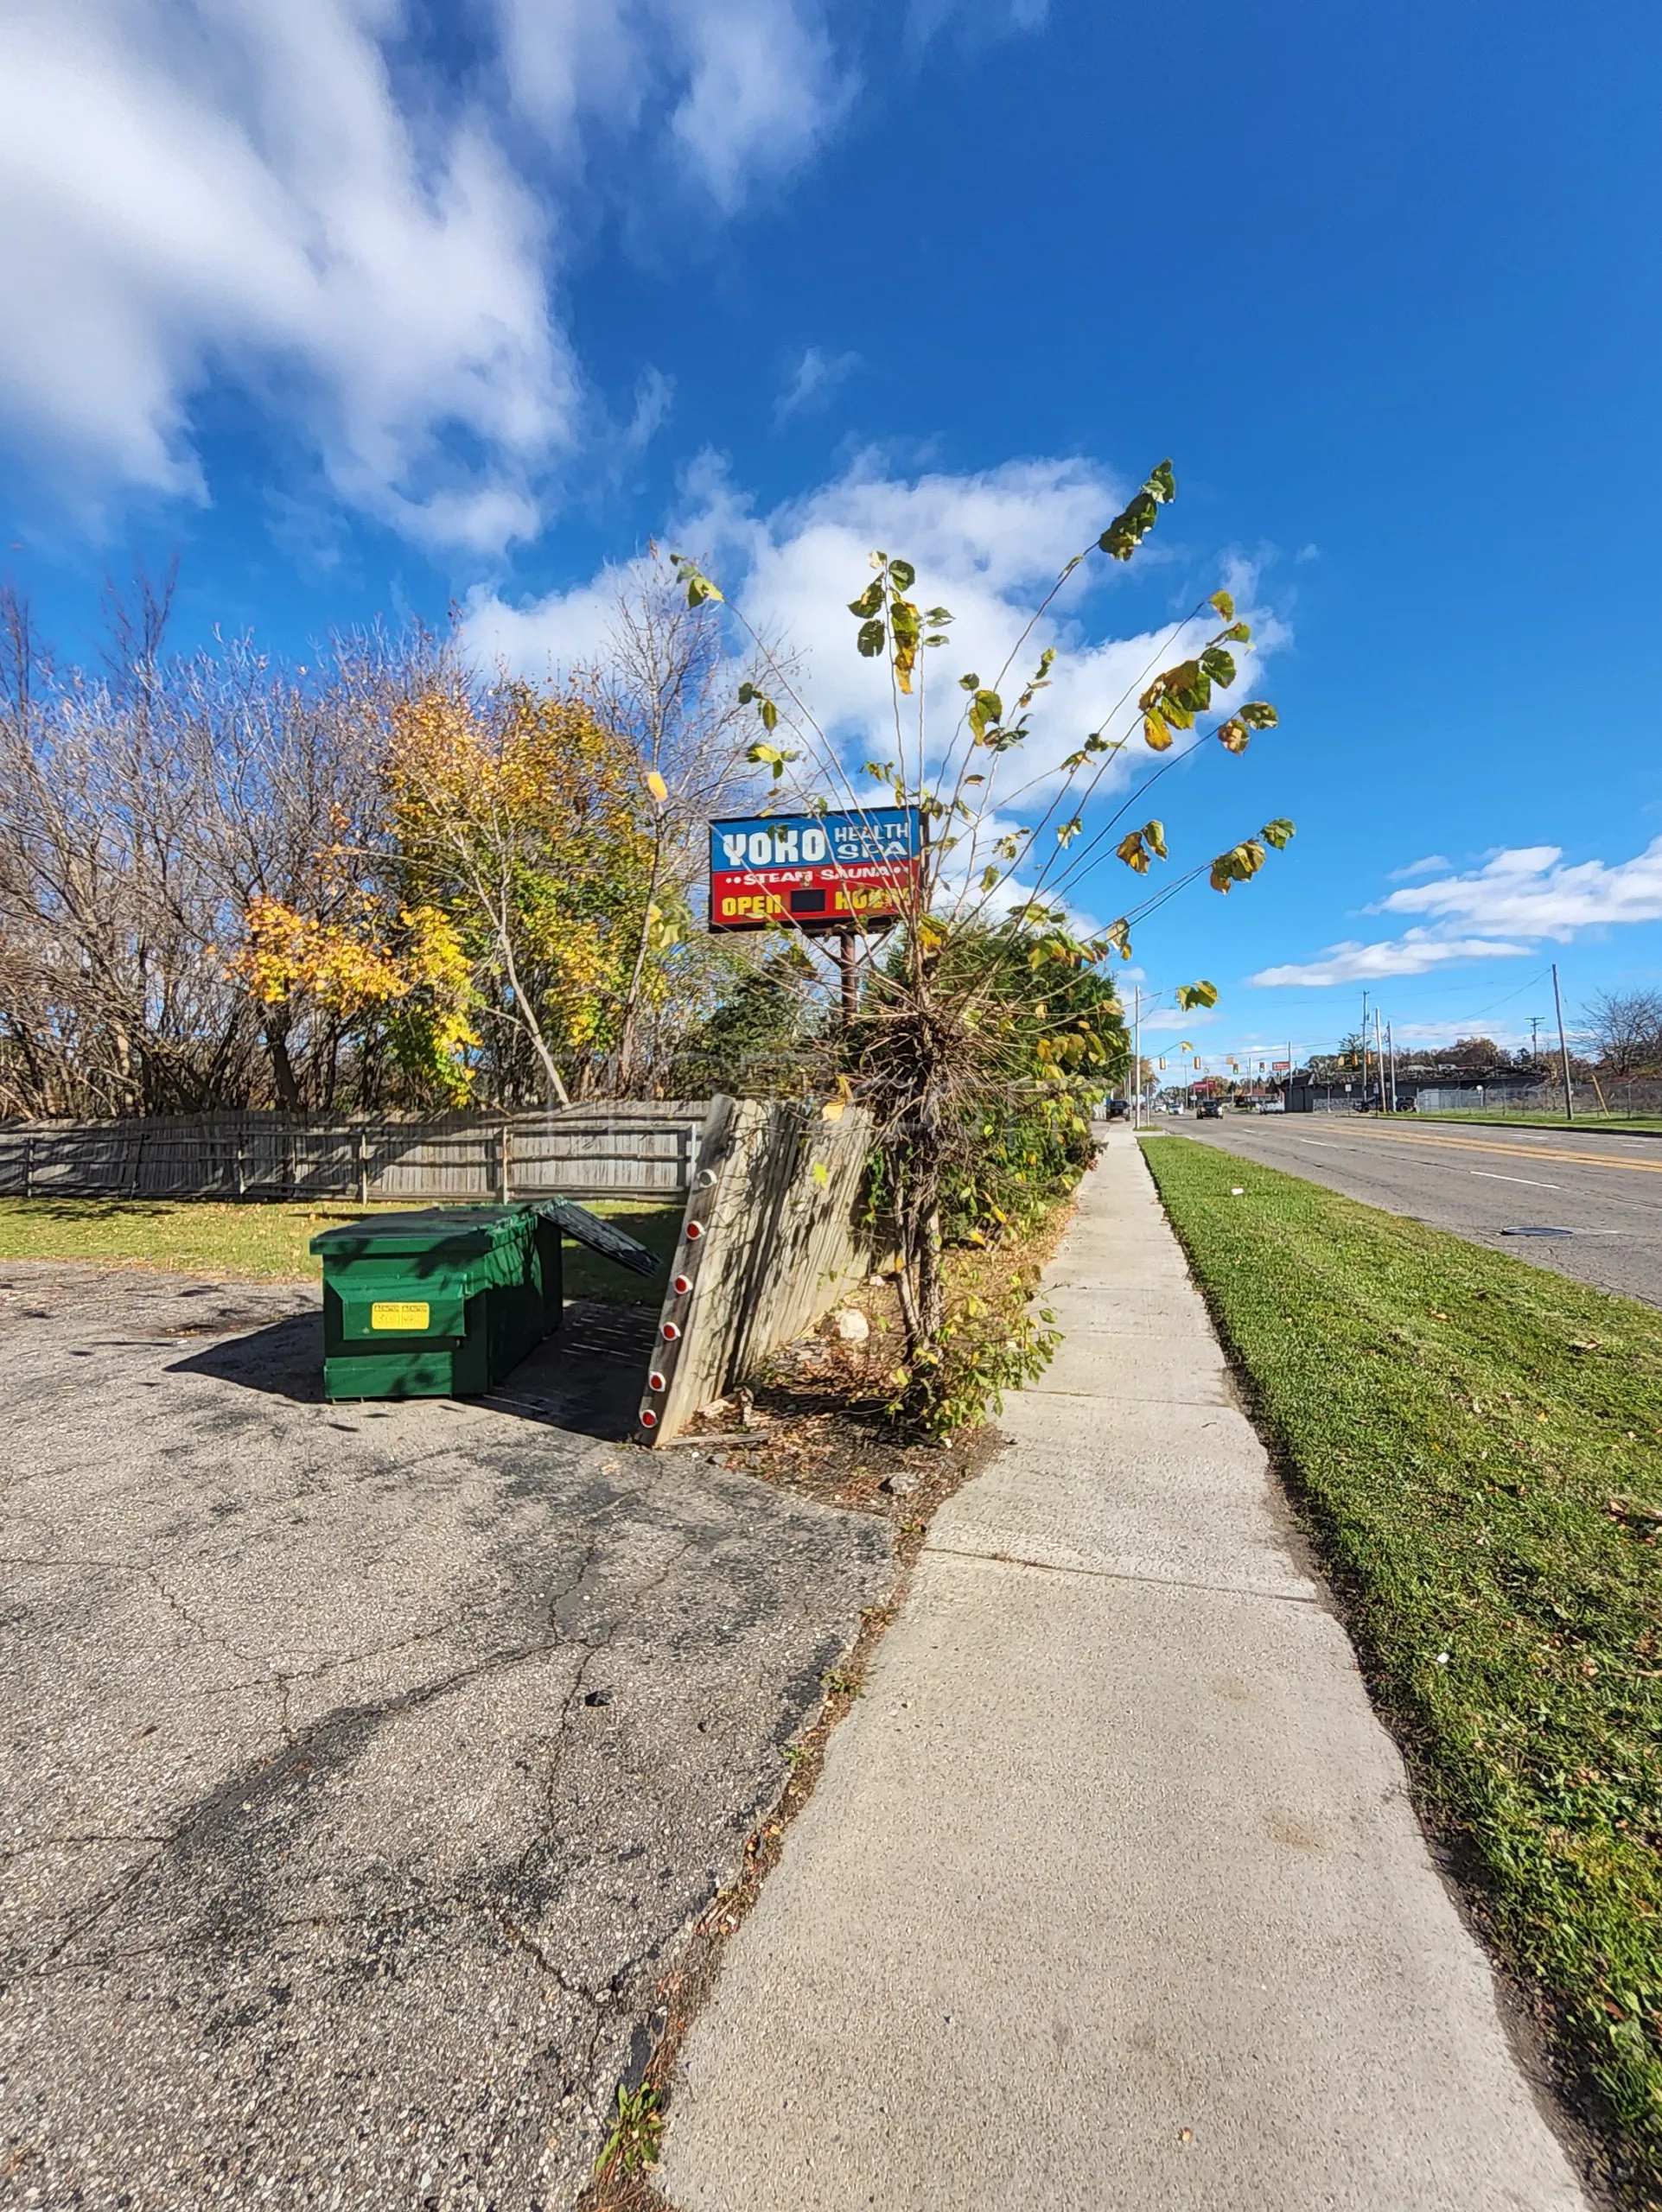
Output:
(1175, 1112), (1662, 1308)
(0, 1265), (890, 2211)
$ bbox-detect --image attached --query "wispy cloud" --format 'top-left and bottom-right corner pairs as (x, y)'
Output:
(1379, 840), (1662, 938)
(0, 0), (1042, 552)
(1387, 853), (1451, 880)
(774, 346), (861, 425)
(1250, 932), (1531, 988)
(468, 450), (1290, 803)
(1253, 837), (1662, 990)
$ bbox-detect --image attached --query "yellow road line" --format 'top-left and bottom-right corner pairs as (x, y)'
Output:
(1285, 1126), (1662, 1178)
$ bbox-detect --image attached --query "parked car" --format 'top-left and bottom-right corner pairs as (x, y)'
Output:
(1260, 1096), (1286, 1113)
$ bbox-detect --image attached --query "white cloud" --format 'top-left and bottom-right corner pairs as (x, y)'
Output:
(1253, 838), (1662, 991)
(0, 0), (577, 550)
(1140, 1005), (1219, 1034)
(468, 450), (1290, 814)
(497, 0), (854, 214)
(1379, 840), (1662, 939)
(1250, 932), (1532, 988)
(1388, 853), (1451, 880)
(1390, 1018), (1531, 1049)
(774, 346), (862, 425)
(0, 0), (1036, 550)
(908, 0), (1052, 38)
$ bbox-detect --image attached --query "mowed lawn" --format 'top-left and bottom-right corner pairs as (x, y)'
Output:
(1143, 1135), (1662, 2206)
(0, 1197), (681, 1302)
(1409, 1112), (1662, 1136)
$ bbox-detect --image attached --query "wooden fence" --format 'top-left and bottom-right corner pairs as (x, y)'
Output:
(0, 1105), (706, 1205)
(638, 1096), (878, 1444)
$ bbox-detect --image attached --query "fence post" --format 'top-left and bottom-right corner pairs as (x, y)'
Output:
(23, 1138), (32, 1199)
(357, 1128), (370, 1207)
(235, 1143), (245, 1200)
(500, 1122), (512, 1203)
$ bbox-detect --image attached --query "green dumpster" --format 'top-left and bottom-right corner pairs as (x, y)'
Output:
(309, 1198), (660, 1402)
(310, 1205), (561, 1401)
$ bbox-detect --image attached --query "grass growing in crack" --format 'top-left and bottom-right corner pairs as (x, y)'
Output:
(595, 2086), (663, 2179)
(1142, 1134), (1662, 2207)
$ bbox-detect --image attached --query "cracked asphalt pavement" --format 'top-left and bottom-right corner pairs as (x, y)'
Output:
(0, 1263), (892, 2210)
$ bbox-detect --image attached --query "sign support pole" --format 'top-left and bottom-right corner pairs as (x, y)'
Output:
(838, 930), (858, 1026)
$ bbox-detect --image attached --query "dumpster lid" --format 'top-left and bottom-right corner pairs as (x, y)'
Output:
(537, 1198), (660, 1278)
(309, 1205), (536, 1258)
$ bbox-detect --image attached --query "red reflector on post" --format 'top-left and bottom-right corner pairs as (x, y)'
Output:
(661, 1320), (681, 1341)
(639, 1406), (658, 1429)
(648, 1370), (667, 1392)
(685, 1219), (704, 1241)
(672, 1274), (692, 1295)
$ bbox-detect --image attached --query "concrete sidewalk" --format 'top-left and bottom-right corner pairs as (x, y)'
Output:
(659, 1134), (1589, 2211)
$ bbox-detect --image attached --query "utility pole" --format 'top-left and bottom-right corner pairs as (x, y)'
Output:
(1374, 1006), (1386, 1115)
(1132, 985), (1142, 1130)
(1529, 1014), (1542, 1064)
(1551, 961), (1574, 1123)
(1386, 1021), (1398, 1115)
(1360, 988), (1370, 1105)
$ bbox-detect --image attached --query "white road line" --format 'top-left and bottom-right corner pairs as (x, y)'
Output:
(1470, 1171), (1562, 1189)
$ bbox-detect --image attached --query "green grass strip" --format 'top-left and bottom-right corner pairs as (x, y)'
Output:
(1142, 1135), (1662, 2204)
(1404, 1113), (1662, 1136)
(0, 1197), (682, 1303)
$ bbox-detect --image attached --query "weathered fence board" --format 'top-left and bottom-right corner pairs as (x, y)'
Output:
(0, 1105), (706, 1204)
(640, 1096), (876, 1443)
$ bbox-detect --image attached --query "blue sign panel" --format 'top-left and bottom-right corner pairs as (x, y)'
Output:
(708, 807), (923, 931)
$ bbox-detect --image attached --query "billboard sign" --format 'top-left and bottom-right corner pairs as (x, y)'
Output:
(708, 807), (924, 933)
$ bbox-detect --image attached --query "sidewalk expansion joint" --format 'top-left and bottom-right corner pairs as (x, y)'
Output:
(921, 1539), (1321, 1606)
(1022, 1386), (1228, 1407)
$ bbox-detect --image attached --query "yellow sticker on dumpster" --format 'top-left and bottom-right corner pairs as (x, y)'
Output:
(370, 1300), (430, 1332)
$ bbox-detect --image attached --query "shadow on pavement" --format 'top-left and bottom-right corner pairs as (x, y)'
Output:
(169, 1297), (657, 1441)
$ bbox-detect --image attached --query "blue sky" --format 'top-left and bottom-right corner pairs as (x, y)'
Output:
(4, 0), (1659, 1069)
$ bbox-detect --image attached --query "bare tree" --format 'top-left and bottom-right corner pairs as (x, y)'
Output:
(1583, 988), (1662, 1076)
(0, 560), (770, 1120)
(0, 581), (433, 1119)
(573, 553), (781, 1093)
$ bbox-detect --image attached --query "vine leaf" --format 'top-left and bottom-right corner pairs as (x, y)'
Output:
(1098, 460), (1176, 561)
(669, 554), (723, 607)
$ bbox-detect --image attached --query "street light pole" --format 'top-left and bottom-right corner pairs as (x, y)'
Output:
(1132, 985), (1142, 1131)
(1551, 961), (1575, 1123)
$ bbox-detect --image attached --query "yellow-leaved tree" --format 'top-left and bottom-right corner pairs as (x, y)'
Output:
(383, 682), (659, 1105)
